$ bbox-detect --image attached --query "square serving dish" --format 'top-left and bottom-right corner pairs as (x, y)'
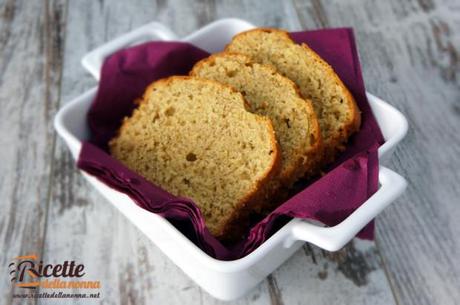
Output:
(54, 18), (408, 301)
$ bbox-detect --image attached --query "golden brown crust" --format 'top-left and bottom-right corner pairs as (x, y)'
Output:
(111, 25), (363, 241)
(215, 120), (281, 241)
(226, 28), (361, 168)
(299, 43), (361, 164)
(224, 27), (293, 51)
(191, 52), (324, 240)
(110, 75), (280, 241)
(286, 70), (323, 178)
(191, 51), (323, 184)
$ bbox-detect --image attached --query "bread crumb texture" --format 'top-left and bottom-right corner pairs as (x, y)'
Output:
(109, 76), (279, 237)
(191, 52), (321, 186)
(227, 28), (361, 163)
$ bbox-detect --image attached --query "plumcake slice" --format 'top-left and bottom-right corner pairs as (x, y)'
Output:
(191, 52), (321, 186)
(109, 76), (280, 239)
(226, 28), (361, 165)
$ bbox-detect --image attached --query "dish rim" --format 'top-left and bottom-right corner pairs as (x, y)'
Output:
(55, 18), (408, 270)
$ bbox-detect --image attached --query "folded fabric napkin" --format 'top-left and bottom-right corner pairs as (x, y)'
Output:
(77, 28), (384, 260)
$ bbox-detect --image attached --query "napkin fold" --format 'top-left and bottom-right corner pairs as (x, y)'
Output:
(78, 28), (384, 260)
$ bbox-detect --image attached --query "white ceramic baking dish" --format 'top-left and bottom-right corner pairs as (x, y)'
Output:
(54, 19), (408, 301)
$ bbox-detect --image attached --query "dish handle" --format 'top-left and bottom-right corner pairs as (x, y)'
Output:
(81, 22), (178, 80)
(288, 166), (407, 251)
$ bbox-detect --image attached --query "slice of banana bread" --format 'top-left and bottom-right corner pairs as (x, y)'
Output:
(226, 28), (361, 165)
(109, 76), (279, 239)
(191, 52), (322, 186)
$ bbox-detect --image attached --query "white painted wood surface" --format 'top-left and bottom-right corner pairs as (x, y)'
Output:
(0, 0), (458, 304)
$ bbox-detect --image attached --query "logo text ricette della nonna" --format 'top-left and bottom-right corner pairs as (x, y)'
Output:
(9, 254), (100, 289)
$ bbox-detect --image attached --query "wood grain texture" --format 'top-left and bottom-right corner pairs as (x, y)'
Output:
(0, 0), (66, 304)
(38, 0), (397, 304)
(38, 1), (272, 304)
(291, 1), (460, 304)
(0, 0), (458, 304)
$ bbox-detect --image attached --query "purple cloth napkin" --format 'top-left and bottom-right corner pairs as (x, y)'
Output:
(77, 28), (384, 260)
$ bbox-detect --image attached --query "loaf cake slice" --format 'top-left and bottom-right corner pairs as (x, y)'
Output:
(109, 76), (279, 239)
(191, 52), (321, 186)
(226, 28), (361, 165)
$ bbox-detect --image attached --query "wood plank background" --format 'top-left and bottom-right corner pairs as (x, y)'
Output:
(0, 0), (458, 304)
